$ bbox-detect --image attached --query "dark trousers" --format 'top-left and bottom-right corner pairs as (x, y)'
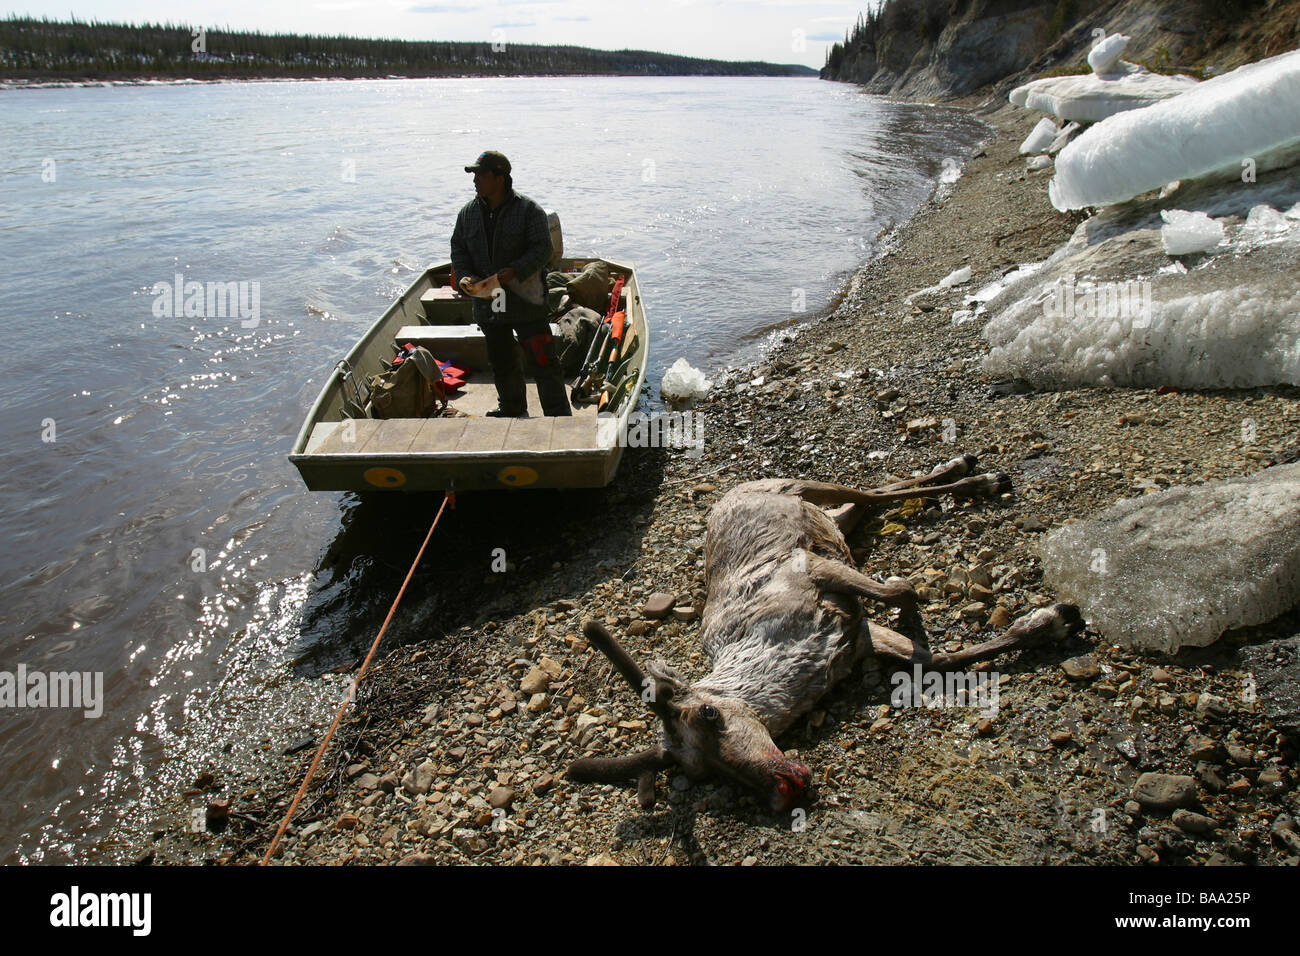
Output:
(480, 318), (572, 416)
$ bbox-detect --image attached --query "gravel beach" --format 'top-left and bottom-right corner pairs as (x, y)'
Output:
(158, 102), (1299, 867)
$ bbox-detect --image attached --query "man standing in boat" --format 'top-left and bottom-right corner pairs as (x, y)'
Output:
(450, 151), (571, 417)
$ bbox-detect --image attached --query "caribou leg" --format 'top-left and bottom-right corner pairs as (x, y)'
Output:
(930, 604), (1084, 670)
(873, 454), (980, 492)
(866, 620), (933, 665)
(824, 501), (866, 536)
(803, 552), (917, 608)
(756, 472), (1010, 512)
(823, 455), (997, 536)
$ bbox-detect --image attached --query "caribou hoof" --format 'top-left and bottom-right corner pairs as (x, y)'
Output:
(1054, 602), (1085, 635)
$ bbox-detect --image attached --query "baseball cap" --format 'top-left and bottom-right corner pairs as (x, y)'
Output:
(465, 151), (511, 175)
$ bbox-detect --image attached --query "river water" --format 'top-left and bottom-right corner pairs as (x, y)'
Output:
(0, 75), (986, 862)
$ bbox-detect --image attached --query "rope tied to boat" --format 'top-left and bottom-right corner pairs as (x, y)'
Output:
(261, 490), (455, 865)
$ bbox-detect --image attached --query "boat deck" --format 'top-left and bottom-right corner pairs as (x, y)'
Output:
(304, 380), (604, 457)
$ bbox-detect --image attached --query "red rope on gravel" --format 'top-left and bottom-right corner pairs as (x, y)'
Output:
(261, 490), (454, 865)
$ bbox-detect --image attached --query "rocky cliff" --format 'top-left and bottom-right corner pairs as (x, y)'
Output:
(823, 0), (1300, 99)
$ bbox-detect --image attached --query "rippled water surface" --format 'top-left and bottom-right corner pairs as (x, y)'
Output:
(0, 76), (986, 862)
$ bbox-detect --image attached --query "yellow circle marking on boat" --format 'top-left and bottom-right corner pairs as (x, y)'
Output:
(498, 465), (538, 487)
(364, 466), (407, 488)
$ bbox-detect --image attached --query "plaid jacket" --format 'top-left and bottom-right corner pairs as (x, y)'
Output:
(450, 190), (552, 325)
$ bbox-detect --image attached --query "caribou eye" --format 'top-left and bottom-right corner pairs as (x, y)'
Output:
(699, 704), (721, 722)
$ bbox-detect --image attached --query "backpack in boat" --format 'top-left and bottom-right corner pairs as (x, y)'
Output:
(560, 261), (616, 313)
(554, 306), (601, 376)
(368, 345), (444, 419)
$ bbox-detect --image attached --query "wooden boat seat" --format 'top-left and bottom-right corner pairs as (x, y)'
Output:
(394, 322), (565, 371)
(395, 325), (489, 367)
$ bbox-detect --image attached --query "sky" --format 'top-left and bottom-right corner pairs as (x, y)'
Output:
(3, 0), (876, 68)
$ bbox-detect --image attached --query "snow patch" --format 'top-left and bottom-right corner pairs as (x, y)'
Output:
(905, 265), (972, 303)
(1243, 203), (1292, 238)
(1087, 34), (1130, 75)
(1050, 49), (1300, 210)
(939, 266), (971, 287)
(1009, 63), (1197, 124)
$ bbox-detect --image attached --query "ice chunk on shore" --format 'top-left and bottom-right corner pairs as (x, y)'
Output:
(1009, 64), (1197, 123)
(1087, 34), (1129, 75)
(939, 266), (971, 287)
(1050, 50), (1300, 210)
(905, 265), (973, 303)
(1160, 209), (1225, 255)
(660, 358), (711, 404)
(984, 275), (1300, 389)
(1243, 203), (1292, 237)
(1019, 118), (1059, 155)
(1040, 463), (1300, 652)
(982, 173), (1300, 389)
(967, 262), (1045, 306)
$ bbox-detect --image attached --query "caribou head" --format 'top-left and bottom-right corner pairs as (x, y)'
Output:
(567, 620), (811, 812)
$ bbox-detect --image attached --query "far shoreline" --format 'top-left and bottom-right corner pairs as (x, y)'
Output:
(1, 72), (823, 91)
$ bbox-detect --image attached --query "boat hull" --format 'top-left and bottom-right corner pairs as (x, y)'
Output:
(288, 258), (648, 492)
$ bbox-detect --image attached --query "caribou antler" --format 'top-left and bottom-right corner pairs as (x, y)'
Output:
(580, 620), (679, 723)
(567, 746), (677, 809)
(568, 621), (682, 808)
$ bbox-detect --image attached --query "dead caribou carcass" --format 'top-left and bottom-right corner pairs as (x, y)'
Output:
(567, 454), (1083, 811)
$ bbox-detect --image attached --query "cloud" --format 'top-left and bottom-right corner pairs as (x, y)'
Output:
(409, 3), (476, 12)
(492, 21), (537, 28)
(807, 31), (844, 42)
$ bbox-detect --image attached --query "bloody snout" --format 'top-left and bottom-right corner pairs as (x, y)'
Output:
(768, 749), (812, 813)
